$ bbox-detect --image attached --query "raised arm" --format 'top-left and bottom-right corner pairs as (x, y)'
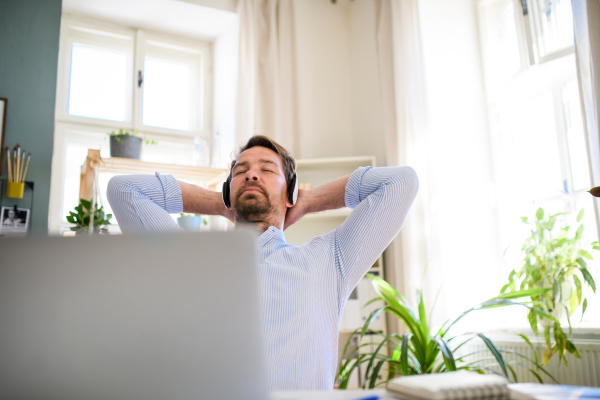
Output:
(292, 166), (418, 295)
(107, 173), (231, 234)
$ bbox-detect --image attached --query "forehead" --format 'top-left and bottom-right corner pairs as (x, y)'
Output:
(235, 146), (283, 168)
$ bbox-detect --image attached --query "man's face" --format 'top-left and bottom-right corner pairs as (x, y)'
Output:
(229, 146), (291, 223)
(7, 210), (15, 220)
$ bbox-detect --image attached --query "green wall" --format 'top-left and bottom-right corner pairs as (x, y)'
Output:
(0, 0), (62, 235)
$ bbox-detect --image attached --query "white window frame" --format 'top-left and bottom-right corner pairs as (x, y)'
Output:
(55, 15), (213, 138)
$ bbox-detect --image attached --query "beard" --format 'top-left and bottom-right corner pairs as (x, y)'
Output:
(232, 182), (276, 223)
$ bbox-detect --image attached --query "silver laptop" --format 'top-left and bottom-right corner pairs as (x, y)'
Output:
(0, 231), (269, 400)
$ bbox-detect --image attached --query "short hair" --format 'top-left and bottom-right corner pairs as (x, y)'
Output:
(229, 135), (296, 186)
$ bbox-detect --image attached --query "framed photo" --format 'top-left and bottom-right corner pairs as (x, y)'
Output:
(0, 98), (6, 175)
(0, 206), (30, 237)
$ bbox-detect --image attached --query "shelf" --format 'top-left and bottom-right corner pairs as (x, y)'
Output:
(303, 208), (352, 219)
(296, 155), (376, 170)
(100, 157), (229, 186)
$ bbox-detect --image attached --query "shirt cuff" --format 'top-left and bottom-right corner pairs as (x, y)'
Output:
(155, 172), (184, 214)
(344, 166), (372, 209)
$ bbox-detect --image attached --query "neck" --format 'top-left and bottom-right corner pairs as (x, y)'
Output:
(233, 218), (284, 234)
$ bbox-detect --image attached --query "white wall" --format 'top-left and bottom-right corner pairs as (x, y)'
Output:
(293, 0), (385, 164)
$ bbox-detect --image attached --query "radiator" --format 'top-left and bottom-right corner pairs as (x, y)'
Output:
(458, 338), (600, 387)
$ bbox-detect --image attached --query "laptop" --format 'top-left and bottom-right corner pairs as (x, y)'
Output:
(0, 231), (269, 400)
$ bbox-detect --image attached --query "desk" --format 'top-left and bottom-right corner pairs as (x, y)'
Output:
(272, 390), (394, 400)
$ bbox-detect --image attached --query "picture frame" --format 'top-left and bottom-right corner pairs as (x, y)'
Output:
(0, 97), (8, 175)
(0, 98), (6, 175)
(0, 206), (30, 237)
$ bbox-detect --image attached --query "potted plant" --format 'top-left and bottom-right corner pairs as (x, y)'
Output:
(177, 213), (208, 232)
(107, 129), (157, 160)
(66, 198), (112, 235)
(500, 207), (597, 366)
(338, 274), (556, 389)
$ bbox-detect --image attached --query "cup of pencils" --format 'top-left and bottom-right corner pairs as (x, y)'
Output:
(6, 144), (30, 199)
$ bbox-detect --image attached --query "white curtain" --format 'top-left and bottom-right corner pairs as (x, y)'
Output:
(374, 0), (430, 334)
(236, 0), (299, 155)
(572, 0), (600, 240)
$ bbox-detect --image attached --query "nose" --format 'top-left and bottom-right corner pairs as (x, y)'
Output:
(245, 170), (259, 182)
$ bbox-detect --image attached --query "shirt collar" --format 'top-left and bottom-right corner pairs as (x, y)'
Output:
(256, 226), (286, 248)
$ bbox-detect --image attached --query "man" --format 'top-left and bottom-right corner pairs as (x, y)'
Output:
(107, 135), (418, 390)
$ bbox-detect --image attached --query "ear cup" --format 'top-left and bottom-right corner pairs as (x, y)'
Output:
(222, 179), (231, 208)
(288, 173), (298, 205)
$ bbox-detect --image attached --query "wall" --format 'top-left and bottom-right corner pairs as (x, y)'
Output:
(0, 0), (62, 235)
(293, 0), (385, 164)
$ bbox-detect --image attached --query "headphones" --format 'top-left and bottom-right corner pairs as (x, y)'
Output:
(222, 172), (298, 209)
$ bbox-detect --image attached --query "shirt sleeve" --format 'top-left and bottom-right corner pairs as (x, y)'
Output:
(106, 172), (184, 234)
(328, 166), (419, 297)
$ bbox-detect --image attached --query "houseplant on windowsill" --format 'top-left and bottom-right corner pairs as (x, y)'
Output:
(107, 129), (158, 160)
(177, 213), (208, 232)
(500, 207), (597, 367)
(66, 198), (112, 235)
(338, 274), (556, 389)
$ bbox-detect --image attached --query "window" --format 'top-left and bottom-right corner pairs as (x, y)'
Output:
(478, 0), (599, 327)
(50, 17), (213, 234)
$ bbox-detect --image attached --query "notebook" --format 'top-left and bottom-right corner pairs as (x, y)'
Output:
(387, 370), (509, 400)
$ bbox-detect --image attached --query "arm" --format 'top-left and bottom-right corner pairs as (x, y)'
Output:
(293, 167), (419, 295)
(107, 173), (233, 234)
(107, 173), (184, 234)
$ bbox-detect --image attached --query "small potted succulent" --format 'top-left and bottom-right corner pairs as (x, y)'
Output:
(107, 129), (157, 160)
(177, 213), (208, 232)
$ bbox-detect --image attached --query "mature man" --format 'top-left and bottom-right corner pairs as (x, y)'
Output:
(107, 135), (418, 390)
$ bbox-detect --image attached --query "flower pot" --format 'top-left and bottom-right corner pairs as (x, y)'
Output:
(177, 216), (204, 232)
(110, 135), (142, 159)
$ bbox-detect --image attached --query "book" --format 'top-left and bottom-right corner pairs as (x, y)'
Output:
(386, 370), (509, 400)
(509, 383), (600, 399)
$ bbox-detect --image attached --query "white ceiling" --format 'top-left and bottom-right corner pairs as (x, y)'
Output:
(62, 0), (238, 41)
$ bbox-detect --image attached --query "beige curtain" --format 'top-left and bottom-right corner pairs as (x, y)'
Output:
(374, 0), (430, 334)
(236, 0), (299, 155)
(572, 0), (600, 240)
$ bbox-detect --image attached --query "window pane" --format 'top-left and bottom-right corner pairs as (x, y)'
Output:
(142, 58), (191, 131)
(563, 80), (591, 191)
(497, 92), (563, 202)
(69, 45), (128, 121)
(536, 0), (574, 55)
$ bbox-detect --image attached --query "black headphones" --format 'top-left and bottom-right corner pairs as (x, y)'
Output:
(222, 172), (298, 209)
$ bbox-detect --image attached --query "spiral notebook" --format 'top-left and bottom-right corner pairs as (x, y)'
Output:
(387, 370), (509, 400)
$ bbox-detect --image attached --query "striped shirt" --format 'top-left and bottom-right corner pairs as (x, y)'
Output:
(107, 166), (418, 390)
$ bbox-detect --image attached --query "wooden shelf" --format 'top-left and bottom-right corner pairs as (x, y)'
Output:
(303, 208), (352, 219)
(101, 157), (229, 186)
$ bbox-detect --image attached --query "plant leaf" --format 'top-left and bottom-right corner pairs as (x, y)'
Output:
(577, 208), (585, 222)
(579, 249), (593, 260)
(581, 268), (597, 293)
(436, 338), (457, 372)
(536, 207), (544, 220)
(477, 333), (508, 378)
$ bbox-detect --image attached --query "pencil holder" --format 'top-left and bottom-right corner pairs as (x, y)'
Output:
(6, 182), (24, 199)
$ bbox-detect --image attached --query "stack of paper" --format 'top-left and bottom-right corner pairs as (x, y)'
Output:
(387, 370), (509, 400)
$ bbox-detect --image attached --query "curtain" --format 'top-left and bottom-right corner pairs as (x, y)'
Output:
(374, 0), (430, 334)
(572, 0), (600, 240)
(236, 0), (299, 155)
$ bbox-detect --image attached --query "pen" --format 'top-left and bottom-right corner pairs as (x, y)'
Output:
(355, 396), (380, 400)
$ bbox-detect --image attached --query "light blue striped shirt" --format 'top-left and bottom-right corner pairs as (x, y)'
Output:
(107, 166), (418, 390)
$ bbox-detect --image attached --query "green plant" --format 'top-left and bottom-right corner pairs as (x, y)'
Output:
(179, 212), (208, 225)
(66, 198), (112, 235)
(501, 207), (597, 366)
(338, 274), (557, 389)
(107, 129), (157, 145)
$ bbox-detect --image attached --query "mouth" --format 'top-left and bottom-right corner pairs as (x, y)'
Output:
(241, 187), (264, 195)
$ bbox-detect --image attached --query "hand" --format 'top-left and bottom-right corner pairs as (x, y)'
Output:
(283, 189), (311, 230)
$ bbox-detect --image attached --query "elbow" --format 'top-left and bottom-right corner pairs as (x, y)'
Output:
(106, 175), (128, 209)
(405, 166), (419, 198)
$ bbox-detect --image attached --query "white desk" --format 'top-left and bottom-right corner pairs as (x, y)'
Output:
(272, 390), (395, 400)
